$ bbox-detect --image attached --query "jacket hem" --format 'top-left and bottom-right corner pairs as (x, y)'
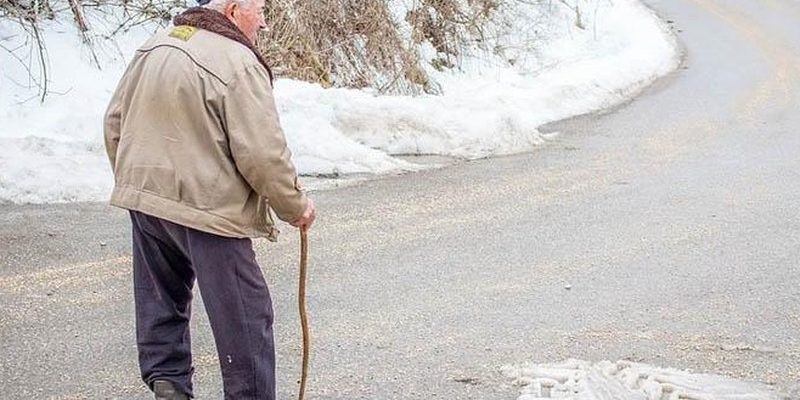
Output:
(110, 185), (277, 241)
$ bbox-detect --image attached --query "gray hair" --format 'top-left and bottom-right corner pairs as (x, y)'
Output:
(202, 0), (253, 13)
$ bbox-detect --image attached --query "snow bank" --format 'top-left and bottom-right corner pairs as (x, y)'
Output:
(503, 359), (780, 400)
(0, 15), (154, 203)
(0, 0), (679, 203)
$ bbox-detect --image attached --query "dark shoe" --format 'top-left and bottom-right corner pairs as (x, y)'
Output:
(153, 379), (189, 400)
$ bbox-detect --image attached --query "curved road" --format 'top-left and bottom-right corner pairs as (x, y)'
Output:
(1, 0), (799, 398)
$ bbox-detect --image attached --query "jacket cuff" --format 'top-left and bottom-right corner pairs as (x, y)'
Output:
(283, 192), (309, 223)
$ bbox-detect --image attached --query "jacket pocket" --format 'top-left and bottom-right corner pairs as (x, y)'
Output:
(131, 166), (181, 202)
(257, 196), (279, 242)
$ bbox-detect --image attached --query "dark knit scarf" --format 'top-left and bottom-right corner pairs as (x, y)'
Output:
(173, 7), (274, 82)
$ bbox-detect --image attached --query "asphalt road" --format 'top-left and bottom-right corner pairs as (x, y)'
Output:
(1, 0), (799, 398)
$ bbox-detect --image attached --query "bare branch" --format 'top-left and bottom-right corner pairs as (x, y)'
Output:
(67, 0), (88, 31)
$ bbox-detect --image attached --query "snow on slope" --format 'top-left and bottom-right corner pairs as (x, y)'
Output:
(0, 0), (680, 203)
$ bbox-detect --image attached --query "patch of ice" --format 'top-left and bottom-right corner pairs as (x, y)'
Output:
(502, 359), (780, 400)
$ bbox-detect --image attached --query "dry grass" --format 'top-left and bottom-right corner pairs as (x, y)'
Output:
(259, 0), (434, 95)
(258, 0), (511, 94)
(407, 0), (500, 69)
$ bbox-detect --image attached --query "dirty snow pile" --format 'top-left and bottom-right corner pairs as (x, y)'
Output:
(0, 0), (680, 203)
(502, 359), (780, 400)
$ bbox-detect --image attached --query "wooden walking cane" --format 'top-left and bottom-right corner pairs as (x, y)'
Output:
(298, 227), (310, 400)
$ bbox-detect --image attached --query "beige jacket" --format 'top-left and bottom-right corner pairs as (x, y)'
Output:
(104, 26), (307, 241)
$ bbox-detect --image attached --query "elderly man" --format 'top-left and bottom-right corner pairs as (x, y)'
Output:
(103, 0), (315, 398)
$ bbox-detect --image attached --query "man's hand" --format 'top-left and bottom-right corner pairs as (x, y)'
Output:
(291, 198), (316, 230)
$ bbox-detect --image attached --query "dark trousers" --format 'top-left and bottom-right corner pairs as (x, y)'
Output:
(130, 210), (276, 399)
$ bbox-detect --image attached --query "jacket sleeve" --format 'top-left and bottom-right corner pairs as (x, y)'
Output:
(224, 65), (308, 223)
(103, 80), (124, 174)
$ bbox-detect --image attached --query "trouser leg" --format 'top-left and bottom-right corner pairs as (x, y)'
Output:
(130, 211), (195, 397)
(187, 231), (276, 400)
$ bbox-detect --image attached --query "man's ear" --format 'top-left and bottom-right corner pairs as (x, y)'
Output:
(224, 1), (238, 21)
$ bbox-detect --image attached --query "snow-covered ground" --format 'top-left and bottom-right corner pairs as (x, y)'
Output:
(0, 0), (680, 203)
(503, 359), (781, 400)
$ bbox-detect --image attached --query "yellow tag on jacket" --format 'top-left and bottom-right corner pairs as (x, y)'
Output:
(169, 26), (198, 41)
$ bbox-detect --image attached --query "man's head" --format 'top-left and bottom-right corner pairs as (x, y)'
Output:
(202, 0), (266, 44)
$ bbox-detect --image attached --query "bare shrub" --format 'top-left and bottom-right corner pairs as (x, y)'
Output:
(1, 0), (181, 101)
(259, 0), (436, 95)
(406, 0), (500, 70)
(258, 0), (531, 94)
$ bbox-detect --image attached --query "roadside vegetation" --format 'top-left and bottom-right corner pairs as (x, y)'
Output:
(0, 0), (586, 98)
